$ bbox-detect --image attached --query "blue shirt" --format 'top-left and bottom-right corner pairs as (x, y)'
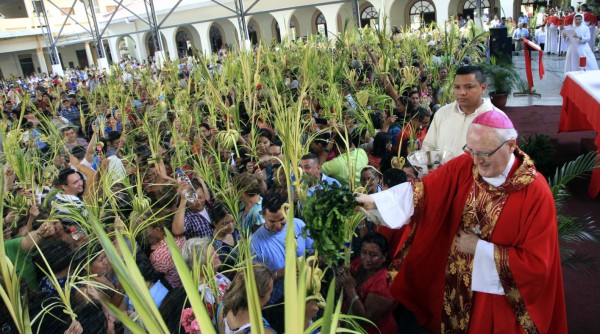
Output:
(250, 218), (313, 303)
(307, 173), (341, 197)
(60, 105), (80, 124)
(239, 197), (265, 233)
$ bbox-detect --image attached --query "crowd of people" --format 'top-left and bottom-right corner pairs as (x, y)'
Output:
(0, 7), (575, 334)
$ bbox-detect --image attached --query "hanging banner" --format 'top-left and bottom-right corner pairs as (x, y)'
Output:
(522, 38), (545, 92)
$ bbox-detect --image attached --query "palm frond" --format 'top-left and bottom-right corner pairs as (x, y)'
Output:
(549, 151), (599, 205)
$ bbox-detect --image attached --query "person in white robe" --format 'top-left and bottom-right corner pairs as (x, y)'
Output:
(564, 14), (599, 72)
(544, 11), (560, 54)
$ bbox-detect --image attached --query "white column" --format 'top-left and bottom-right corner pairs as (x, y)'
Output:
(435, 0), (450, 29)
(228, 18), (249, 51)
(274, 10), (294, 42)
(192, 22), (213, 57)
(130, 33), (148, 62)
(498, 0), (515, 19)
(35, 47), (49, 75)
(97, 58), (110, 74)
(316, 3), (343, 40)
(160, 27), (179, 61)
(84, 42), (95, 68)
(108, 37), (121, 63)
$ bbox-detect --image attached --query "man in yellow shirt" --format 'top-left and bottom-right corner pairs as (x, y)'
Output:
(321, 129), (368, 187)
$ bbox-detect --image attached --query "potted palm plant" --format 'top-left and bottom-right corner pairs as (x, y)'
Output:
(481, 58), (524, 109)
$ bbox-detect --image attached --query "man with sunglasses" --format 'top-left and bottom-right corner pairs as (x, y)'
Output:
(357, 110), (567, 334)
(422, 65), (503, 157)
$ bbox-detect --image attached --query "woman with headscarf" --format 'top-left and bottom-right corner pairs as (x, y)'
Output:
(564, 13), (599, 72)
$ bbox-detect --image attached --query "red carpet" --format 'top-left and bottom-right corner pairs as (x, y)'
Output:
(505, 105), (600, 333)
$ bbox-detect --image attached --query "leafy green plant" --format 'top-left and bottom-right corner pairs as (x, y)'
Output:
(480, 58), (524, 95)
(302, 183), (359, 266)
(548, 151), (600, 273)
(519, 134), (556, 176)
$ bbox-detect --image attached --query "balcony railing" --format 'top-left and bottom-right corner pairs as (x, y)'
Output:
(0, 16), (90, 34)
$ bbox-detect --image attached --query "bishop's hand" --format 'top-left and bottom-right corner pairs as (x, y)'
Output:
(355, 193), (375, 210)
(454, 229), (480, 255)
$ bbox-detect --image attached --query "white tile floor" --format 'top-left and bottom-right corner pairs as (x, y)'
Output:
(504, 51), (600, 107)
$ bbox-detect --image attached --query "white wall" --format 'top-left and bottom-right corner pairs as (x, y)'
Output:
(0, 50), (46, 78)
(0, 0), (28, 18)
(56, 43), (87, 69)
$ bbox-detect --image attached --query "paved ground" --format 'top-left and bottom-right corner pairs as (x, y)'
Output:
(506, 51), (600, 107)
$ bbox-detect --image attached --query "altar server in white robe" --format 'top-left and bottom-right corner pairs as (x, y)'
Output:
(544, 10), (560, 54)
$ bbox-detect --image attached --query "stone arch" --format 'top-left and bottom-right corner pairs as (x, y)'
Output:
(460, 0), (495, 20)
(247, 18), (261, 46)
(175, 25), (201, 57)
(360, 1), (379, 28)
(290, 15), (300, 39)
(144, 31), (168, 58)
(209, 22), (226, 53)
(272, 19), (281, 43)
(116, 35), (136, 60)
(405, 0), (437, 30)
(312, 10), (327, 35)
(388, 0), (410, 27)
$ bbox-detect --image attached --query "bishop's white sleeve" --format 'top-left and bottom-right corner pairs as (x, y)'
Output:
(472, 240), (505, 295)
(367, 183), (414, 229)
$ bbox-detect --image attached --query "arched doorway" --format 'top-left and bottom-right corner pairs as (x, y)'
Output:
(290, 16), (299, 39)
(408, 0), (436, 30)
(361, 5), (379, 28)
(462, 0), (493, 21)
(273, 20), (281, 43)
(176, 30), (192, 57)
(209, 25), (224, 53)
(117, 35), (136, 60)
(146, 32), (167, 58)
(315, 12), (327, 35)
(247, 21), (259, 46)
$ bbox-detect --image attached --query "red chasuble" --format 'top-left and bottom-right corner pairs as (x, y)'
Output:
(389, 150), (567, 334)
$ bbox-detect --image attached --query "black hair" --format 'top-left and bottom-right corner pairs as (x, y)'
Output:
(382, 168), (408, 188)
(261, 190), (288, 214)
(333, 128), (360, 150)
(372, 132), (391, 158)
(455, 65), (485, 84)
(54, 168), (80, 187)
(209, 203), (232, 227)
(412, 106), (432, 122)
(136, 251), (164, 284)
(360, 232), (389, 259)
(300, 152), (319, 162)
(159, 287), (189, 333)
(257, 128), (272, 141)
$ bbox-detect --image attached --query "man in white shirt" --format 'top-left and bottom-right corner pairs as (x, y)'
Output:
(422, 66), (503, 157)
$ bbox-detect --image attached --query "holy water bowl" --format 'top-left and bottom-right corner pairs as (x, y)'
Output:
(407, 150), (455, 176)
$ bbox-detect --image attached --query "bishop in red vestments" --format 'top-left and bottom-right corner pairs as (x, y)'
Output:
(358, 110), (567, 334)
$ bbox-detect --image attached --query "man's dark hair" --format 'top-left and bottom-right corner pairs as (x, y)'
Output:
(71, 145), (86, 160)
(262, 190), (288, 214)
(301, 153), (319, 162)
(455, 65), (485, 84)
(257, 128), (272, 141)
(54, 168), (79, 187)
(333, 128), (360, 150)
